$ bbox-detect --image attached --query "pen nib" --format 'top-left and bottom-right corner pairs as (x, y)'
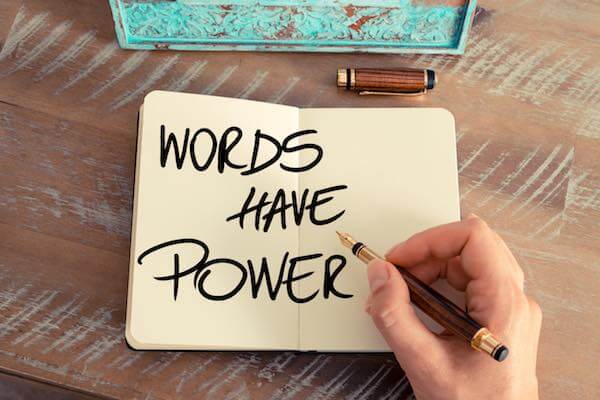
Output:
(336, 231), (357, 249)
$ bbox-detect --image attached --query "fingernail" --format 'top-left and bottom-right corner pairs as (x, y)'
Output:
(368, 259), (389, 292)
(466, 213), (479, 220)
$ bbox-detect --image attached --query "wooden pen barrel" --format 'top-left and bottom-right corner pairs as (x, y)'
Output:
(399, 267), (481, 341)
(338, 68), (435, 93)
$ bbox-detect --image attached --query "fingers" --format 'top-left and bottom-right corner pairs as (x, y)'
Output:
(386, 216), (523, 289)
(384, 216), (527, 331)
(395, 256), (470, 291)
(445, 256), (470, 291)
(366, 259), (446, 368)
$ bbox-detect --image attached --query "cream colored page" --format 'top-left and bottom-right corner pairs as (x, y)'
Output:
(126, 91), (300, 350)
(297, 108), (460, 351)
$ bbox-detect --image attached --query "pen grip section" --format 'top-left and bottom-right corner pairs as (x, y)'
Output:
(397, 267), (481, 341)
(354, 68), (426, 93)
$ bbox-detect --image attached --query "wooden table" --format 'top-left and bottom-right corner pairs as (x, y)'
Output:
(0, 1), (598, 399)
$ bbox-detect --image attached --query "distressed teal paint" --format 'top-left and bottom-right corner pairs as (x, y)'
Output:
(109, 0), (476, 54)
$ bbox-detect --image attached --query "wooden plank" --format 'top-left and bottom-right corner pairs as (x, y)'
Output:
(560, 136), (600, 251)
(0, 101), (134, 254)
(0, 371), (102, 400)
(0, 1), (21, 51)
(0, 0), (598, 398)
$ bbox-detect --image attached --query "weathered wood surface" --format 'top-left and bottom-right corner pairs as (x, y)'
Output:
(0, 371), (101, 400)
(0, 0), (598, 399)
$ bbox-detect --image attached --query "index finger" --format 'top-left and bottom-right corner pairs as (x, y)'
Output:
(386, 216), (517, 283)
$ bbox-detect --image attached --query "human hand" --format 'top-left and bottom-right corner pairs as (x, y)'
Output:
(365, 215), (541, 400)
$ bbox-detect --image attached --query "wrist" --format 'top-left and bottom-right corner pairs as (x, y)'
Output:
(504, 377), (539, 400)
(523, 377), (539, 400)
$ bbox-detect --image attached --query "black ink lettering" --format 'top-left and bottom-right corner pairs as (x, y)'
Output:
(137, 238), (209, 301)
(307, 185), (348, 226)
(226, 187), (272, 230)
(218, 127), (247, 173)
(242, 129), (282, 176)
(190, 128), (217, 171)
(254, 192), (270, 230)
(227, 185), (348, 232)
(172, 253), (180, 301)
(160, 125), (190, 169)
(159, 125), (328, 175)
(291, 189), (309, 226)
(139, 240), (355, 303)
(195, 258), (248, 301)
(248, 253), (288, 300)
(280, 130), (323, 172)
(262, 189), (291, 232)
(285, 253), (320, 303)
(323, 255), (353, 299)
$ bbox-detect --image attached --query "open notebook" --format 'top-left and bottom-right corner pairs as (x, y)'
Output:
(126, 91), (460, 351)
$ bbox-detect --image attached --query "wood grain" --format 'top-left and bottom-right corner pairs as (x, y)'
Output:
(352, 69), (428, 92)
(0, 0), (598, 398)
(0, 371), (101, 400)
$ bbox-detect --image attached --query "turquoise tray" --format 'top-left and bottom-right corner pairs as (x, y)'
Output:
(109, 0), (477, 54)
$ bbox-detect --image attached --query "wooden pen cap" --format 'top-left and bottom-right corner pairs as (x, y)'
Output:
(337, 68), (436, 95)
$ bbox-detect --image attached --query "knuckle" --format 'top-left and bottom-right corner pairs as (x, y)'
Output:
(513, 266), (525, 287)
(515, 293), (530, 313)
(502, 285), (528, 317)
(404, 234), (424, 251)
(528, 298), (543, 320)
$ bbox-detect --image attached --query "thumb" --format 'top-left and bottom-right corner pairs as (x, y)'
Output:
(367, 259), (446, 368)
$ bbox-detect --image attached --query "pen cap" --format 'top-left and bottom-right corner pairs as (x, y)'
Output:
(337, 68), (435, 93)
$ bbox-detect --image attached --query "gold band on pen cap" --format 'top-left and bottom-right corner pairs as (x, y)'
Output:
(337, 68), (356, 90)
(337, 69), (348, 88)
(471, 328), (510, 362)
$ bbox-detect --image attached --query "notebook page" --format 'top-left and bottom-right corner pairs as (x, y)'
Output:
(126, 91), (300, 350)
(297, 108), (460, 351)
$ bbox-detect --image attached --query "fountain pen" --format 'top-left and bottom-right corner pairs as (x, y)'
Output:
(337, 231), (509, 362)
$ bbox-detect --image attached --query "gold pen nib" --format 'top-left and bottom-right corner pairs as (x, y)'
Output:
(336, 231), (357, 249)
